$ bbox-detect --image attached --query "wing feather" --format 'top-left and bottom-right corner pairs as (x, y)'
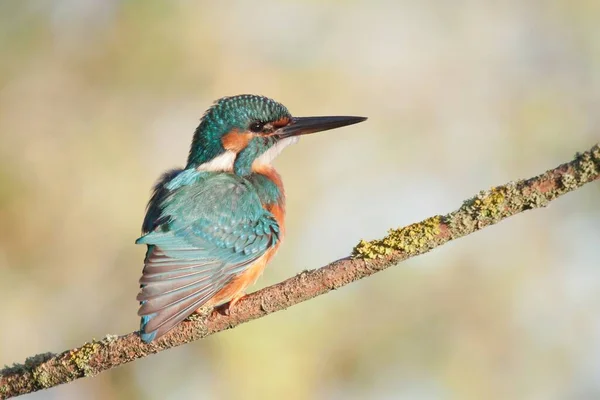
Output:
(136, 171), (280, 342)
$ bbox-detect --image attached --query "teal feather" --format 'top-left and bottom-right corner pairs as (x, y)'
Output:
(137, 94), (366, 342)
(138, 96), (290, 342)
(187, 95), (290, 169)
(137, 169), (282, 342)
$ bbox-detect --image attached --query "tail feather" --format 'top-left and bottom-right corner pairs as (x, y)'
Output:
(138, 246), (226, 343)
(137, 274), (217, 313)
(139, 284), (219, 342)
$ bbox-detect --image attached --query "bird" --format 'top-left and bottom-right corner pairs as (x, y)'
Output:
(136, 94), (366, 342)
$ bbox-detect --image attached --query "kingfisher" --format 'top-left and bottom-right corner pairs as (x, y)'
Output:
(136, 94), (366, 342)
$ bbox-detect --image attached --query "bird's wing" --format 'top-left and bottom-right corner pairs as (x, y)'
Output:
(136, 171), (280, 342)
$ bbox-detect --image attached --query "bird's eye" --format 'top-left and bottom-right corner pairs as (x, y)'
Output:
(249, 121), (264, 133)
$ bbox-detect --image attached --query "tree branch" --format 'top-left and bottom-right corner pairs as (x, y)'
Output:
(1, 143), (599, 399)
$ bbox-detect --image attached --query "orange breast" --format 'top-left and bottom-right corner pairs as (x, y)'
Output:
(253, 162), (286, 237)
(205, 163), (286, 308)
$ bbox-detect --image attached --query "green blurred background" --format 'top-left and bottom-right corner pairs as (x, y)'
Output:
(1, 1), (599, 399)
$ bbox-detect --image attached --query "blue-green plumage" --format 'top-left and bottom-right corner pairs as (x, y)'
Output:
(187, 95), (290, 169)
(136, 94), (366, 342)
(137, 169), (282, 342)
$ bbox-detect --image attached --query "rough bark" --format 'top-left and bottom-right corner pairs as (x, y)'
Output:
(1, 143), (599, 399)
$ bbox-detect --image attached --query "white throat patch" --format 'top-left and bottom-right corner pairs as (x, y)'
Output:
(254, 136), (299, 166)
(197, 150), (236, 172)
(196, 136), (299, 172)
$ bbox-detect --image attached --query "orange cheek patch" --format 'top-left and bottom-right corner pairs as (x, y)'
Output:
(222, 130), (253, 152)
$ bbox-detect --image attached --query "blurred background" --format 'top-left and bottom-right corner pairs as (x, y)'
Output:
(1, 1), (599, 399)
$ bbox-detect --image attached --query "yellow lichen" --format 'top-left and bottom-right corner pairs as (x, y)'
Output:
(576, 147), (600, 181)
(470, 186), (506, 219)
(69, 341), (100, 377)
(560, 173), (578, 190)
(353, 216), (442, 259)
(31, 366), (53, 389)
(354, 145), (600, 259)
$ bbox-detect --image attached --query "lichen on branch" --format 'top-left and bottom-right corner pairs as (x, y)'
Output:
(1, 143), (599, 399)
(353, 144), (599, 259)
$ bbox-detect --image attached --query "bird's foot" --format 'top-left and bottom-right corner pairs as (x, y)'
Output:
(215, 293), (246, 316)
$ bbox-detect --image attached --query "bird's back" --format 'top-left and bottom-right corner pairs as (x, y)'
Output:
(136, 168), (284, 342)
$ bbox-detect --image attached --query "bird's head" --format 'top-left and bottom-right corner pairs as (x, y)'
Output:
(187, 94), (366, 175)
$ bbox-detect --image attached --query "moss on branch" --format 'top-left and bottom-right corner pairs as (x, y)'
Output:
(1, 143), (599, 399)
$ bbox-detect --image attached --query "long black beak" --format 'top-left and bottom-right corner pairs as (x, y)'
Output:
(276, 115), (367, 138)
